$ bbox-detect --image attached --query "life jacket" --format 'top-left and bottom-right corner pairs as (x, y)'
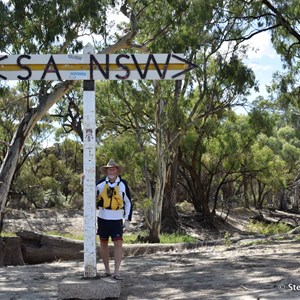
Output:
(97, 181), (123, 210)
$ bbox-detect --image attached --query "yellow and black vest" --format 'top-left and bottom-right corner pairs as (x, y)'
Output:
(97, 182), (124, 210)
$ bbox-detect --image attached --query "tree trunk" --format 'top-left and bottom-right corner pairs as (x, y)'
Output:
(190, 169), (210, 217)
(0, 81), (74, 232)
(251, 209), (299, 228)
(162, 157), (179, 233)
(161, 81), (182, 233)
(278, 189), (288, 211)
(147, 82), (167, 243)
(291, 184), (299, 211)
(178, 149), (211, 219)
(2, 231), (212, 266)
(195, 178), (211, 219)
(242, 172), (250, 209)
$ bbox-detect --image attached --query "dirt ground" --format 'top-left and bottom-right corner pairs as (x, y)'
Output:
(1, 238), (300, 299)
(1, 209), (300, 299)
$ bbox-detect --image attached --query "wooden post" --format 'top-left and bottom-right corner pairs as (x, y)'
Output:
(83, 43), (97, 278)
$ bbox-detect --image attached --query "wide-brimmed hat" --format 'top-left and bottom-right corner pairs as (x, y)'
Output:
(100, 159), (124, 175)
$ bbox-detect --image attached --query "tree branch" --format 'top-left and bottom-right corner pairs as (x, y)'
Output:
(262, 0), (300, 43)
(99, 12), (138, 54)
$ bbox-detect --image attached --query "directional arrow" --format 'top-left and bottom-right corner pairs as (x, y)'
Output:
(171, 54), (198, 79)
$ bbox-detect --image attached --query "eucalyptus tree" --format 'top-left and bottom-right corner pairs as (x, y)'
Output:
(227, 0), (300, 127)
(171, 0), (300, 221)
(0, 0), (141, 230)
(109, 0), (259, 236)
(12, 138), (83, 209)
(246, 124), (299, 210)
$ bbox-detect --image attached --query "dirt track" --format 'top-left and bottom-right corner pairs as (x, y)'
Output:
(1, 237), (300, 299)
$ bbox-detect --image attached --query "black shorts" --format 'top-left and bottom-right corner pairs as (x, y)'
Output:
(97, 217), (123, 241)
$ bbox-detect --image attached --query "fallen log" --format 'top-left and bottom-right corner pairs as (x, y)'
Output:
(250, 209), (299, 228)
(270, 210), (300, 227)
(17, 230), (83, 264)
(0, 237), (25, 267)
(6, 230), (211, 266)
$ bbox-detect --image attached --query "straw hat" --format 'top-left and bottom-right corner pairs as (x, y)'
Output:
(100, 159), (124, 175)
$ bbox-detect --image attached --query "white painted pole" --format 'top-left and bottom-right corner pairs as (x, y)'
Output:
(83, 43), (97, 278)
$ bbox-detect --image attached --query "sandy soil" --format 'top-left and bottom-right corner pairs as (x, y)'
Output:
(1, 209), (300, 299)
(1, 237), (300, 299)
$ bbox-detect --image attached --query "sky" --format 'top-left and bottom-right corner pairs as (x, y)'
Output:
(241, 31), (283, 108)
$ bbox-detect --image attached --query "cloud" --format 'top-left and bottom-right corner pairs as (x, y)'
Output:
(243, 31), (283, 88)
(244, 32), (277, 59)
(247, 62), (274, 73)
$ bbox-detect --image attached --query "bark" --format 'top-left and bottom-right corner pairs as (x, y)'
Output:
(161, 156), (179, 233)
(147, 82), (167, 243)
(291, 182), (300, 211)
(17, 230), (83, 265)
(161, 81), (182, 233)
(242, 171), (250, 209)
(0, 237), (25, 267)
(195, 177), (211, 219)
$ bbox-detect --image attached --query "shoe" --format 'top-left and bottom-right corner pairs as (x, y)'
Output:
(112, 274), (122, 280)
(100, 272), (111, 277)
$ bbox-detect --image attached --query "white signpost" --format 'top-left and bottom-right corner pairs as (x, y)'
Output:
(0, 45), (197, 278)
(82, 44), (97, 278)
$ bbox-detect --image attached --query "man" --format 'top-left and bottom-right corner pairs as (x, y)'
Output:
(96, 159), (132, 280)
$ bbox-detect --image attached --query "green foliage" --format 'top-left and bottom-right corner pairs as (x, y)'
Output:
(43, 231), (197, 244)
(223, 231), (232, 247)
(0, 232), (17, 237)
(159, 232), (197, 244)
(247, 221), (291, 235)
(11, 139), (83, 209)
(248, 108), (275, 136)
(2, 0), (113, 53)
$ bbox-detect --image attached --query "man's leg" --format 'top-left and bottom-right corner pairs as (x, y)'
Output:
(112, 239), (123, 276)
(100, 239), (111, 274)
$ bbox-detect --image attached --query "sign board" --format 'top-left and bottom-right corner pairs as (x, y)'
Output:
(0, 53), (197, 81)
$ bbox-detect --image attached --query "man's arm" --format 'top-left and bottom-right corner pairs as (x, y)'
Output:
(121, 179), (132, 221)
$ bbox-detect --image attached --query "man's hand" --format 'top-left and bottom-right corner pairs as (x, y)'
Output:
(124, 220), (130, 231)
(80, 174), (85, 185)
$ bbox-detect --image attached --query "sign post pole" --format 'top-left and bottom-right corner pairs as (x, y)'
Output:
(82, 43), (97, 278)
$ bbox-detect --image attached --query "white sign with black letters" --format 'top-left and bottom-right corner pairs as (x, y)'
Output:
(0, 53), (197, 81)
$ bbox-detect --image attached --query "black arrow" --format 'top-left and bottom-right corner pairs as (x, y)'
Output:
(0, 55), (8, 80)
(171, 54), (198, 79)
